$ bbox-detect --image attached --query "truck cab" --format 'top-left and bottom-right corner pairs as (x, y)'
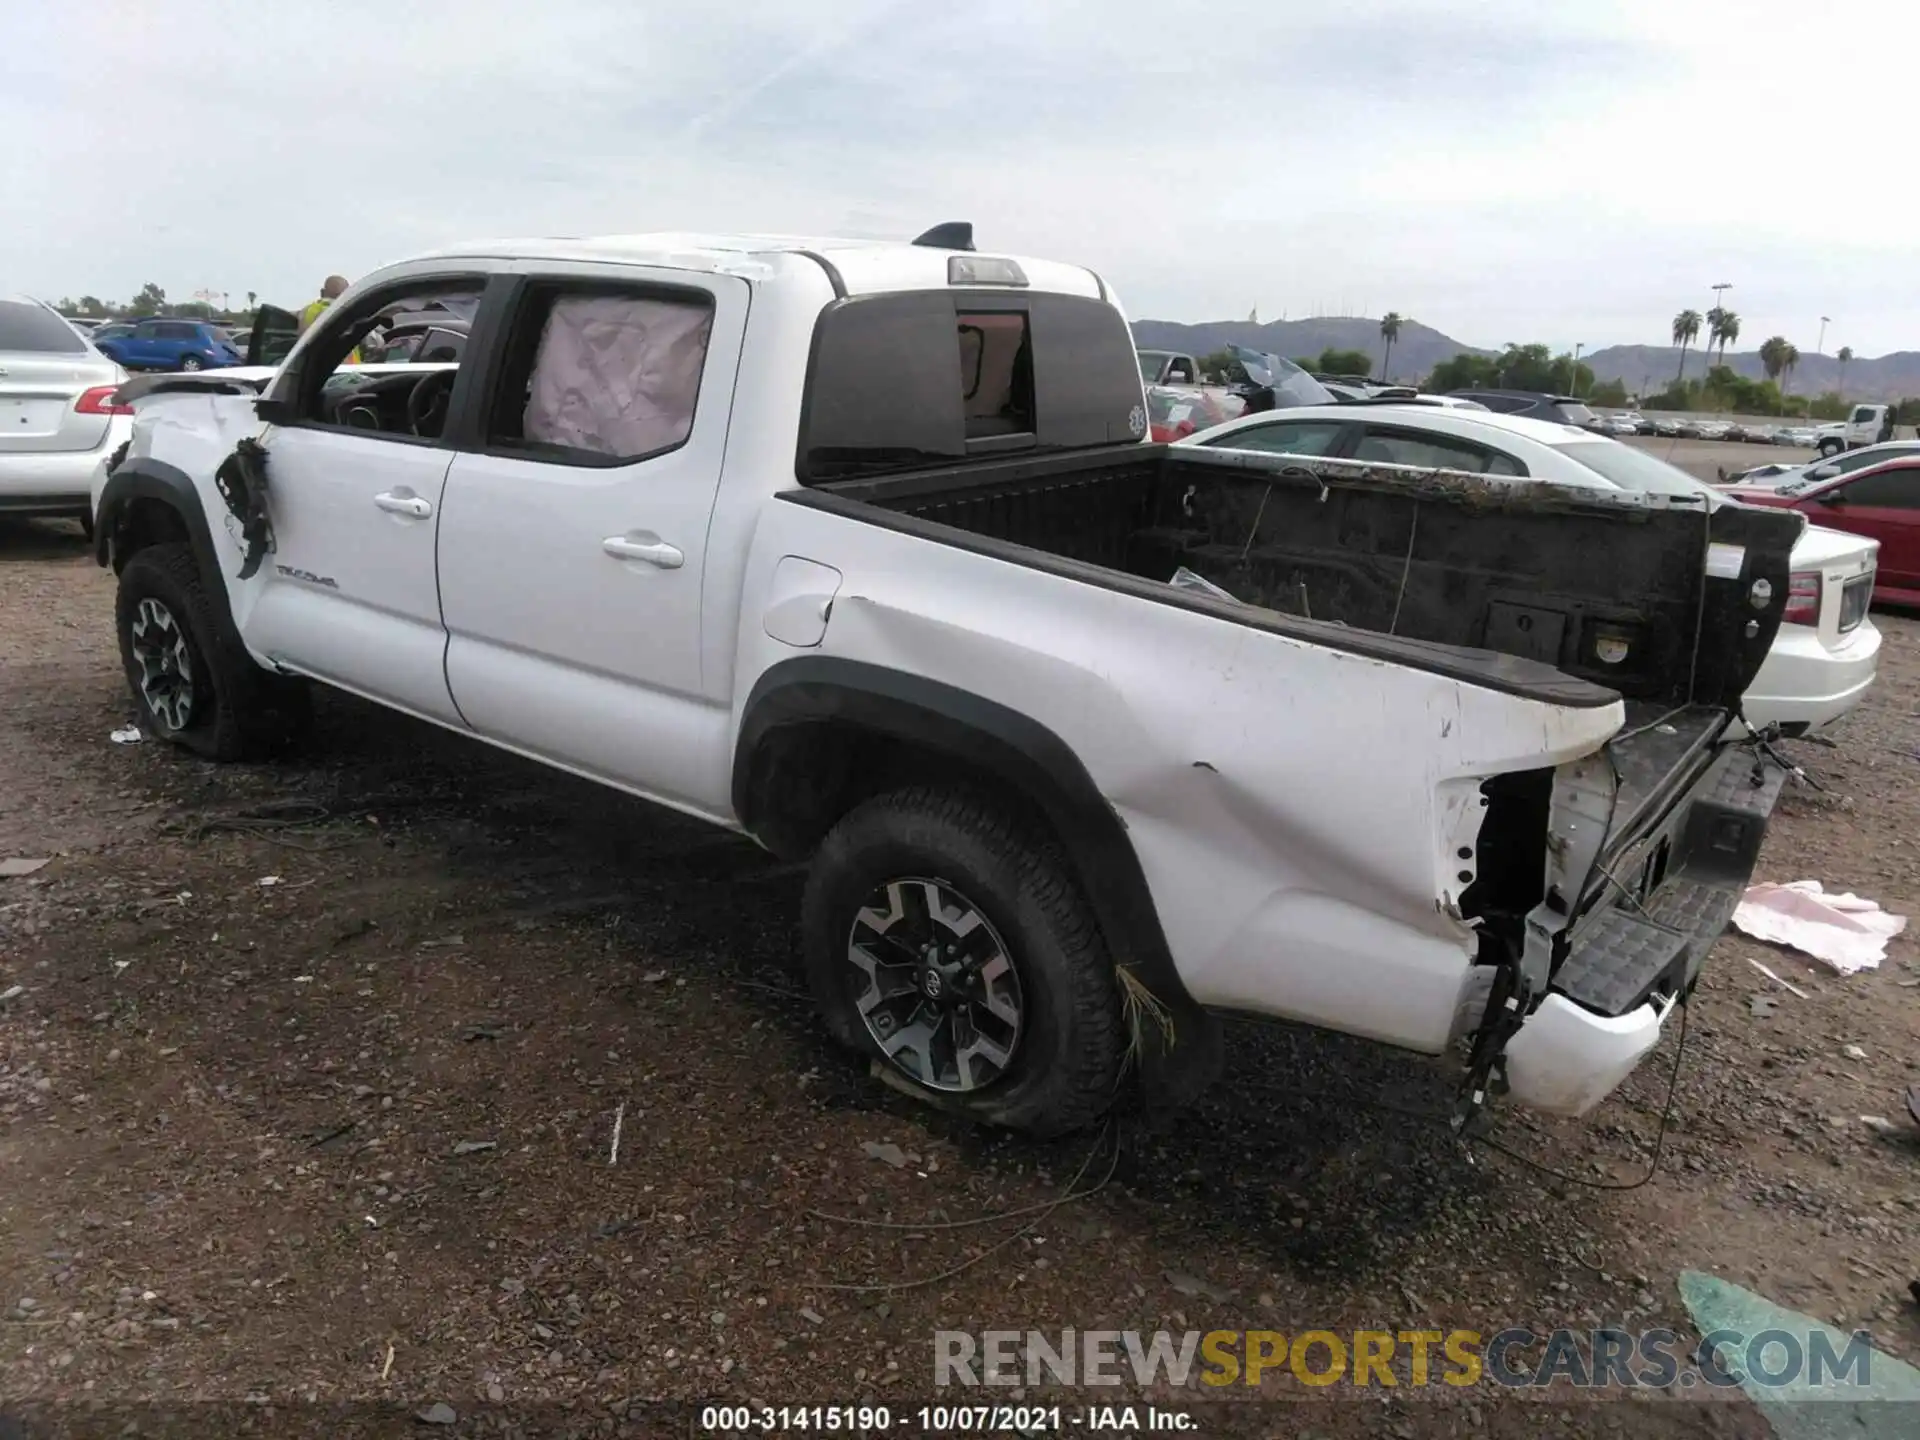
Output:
(1817, 403), (1894, 457)
(1137, 348), (1202, 385)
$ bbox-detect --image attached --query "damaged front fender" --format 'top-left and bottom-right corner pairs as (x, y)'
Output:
(212, 436), (276, 580)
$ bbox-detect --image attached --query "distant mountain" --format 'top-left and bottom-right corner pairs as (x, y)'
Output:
(1580, 345), (1920, 403)
(1133, 316), (1920, 400)
(1129, 316), (1486, 384)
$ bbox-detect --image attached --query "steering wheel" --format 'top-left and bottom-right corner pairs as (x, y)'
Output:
(406, 369), (457, 438)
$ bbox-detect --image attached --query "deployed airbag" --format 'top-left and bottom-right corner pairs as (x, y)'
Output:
(522, 294), (712, 459)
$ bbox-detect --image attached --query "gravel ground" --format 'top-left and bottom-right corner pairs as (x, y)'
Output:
(2, 516), (1917, 1438)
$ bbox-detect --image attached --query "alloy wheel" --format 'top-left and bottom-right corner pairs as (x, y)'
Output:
(845, 877), (1025, 1093)
(129, 597), (196, 733)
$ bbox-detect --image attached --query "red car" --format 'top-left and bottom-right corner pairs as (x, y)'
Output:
(1144, 384), (1242, 442)
(1731, 456), (1920, 607)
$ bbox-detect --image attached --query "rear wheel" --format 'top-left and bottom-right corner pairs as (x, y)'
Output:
(178, 355), (204, 372)
(801, 786), (1125, 1137)
(115, 542), (307, 760)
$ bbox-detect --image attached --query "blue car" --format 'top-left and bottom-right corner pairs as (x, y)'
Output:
(94, 318), (242, 372)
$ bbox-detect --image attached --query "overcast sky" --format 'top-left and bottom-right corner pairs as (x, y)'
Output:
(6, 0), (1915, 355)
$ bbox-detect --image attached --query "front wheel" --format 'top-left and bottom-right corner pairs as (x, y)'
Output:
(115, 542), (307, 759)
(1818, 439), (1843, 457)
(178, 355), (205, 372)
(801, 786), (1125, 1137)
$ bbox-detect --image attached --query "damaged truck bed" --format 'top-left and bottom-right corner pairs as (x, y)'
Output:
(91, 230), (1802, 1135)
(778, 442), (1800, 1116)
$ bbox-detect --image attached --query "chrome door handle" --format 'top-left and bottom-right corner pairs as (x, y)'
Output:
(602, 535), (684, 569)
(374, 491), (432, 518)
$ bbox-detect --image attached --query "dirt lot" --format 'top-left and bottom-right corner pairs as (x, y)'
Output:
(3, 517), (1917, 1437)
(1619, 437), (1813, 484)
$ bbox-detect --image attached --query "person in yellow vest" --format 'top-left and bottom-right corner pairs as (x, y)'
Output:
(298, 275), (360, 362)
(298, 275), (348, 333)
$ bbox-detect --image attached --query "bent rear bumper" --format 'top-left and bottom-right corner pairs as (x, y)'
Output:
(1500, 746), (1790, 1117)
(1504, 992), (1675, 1115)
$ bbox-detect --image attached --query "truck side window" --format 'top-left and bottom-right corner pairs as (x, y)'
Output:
(487, 286), (714, 465)
(293, 281), (483, 440)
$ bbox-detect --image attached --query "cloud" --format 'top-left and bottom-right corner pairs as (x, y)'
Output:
(8, 0), (1917, 355)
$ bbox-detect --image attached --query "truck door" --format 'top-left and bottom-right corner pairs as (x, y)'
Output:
(436, 266), (749, 812)
(246, 305), (301, 367)
(240, 273), (493, 724)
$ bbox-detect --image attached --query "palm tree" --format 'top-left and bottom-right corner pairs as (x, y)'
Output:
(1716, 311), (1740, 367)
(1705, 306), (1727, 365)
(1782, 343), (1801, 395)
(1378, 312), (1404, 381)
(246, 290), (258, 312)
(1837, 345), (1853, 398)
(1758, 335), (1791, 382)
(1671, 309), (1703, 382)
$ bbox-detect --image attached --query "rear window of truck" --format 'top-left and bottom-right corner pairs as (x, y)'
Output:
(798, 290), (1144, 482)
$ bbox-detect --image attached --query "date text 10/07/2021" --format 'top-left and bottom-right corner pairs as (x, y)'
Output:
(698, 1405), (1195, 1432)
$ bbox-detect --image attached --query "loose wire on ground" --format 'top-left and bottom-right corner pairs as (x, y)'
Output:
(1467, 993), (1691, 1192)
(813, 1121), (1120, 1294)
(1223, 999), (1693, 1193)
(174, 799), (356, 853)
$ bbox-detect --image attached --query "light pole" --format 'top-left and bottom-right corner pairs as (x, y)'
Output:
(1711, 282), (1731, 314)
(1816, 316), (1829, 356)
(1572, 343), (1584, 397)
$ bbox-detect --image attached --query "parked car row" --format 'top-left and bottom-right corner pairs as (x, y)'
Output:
(1627, 416), (1815, 445)
(1586, 413), (1903, 451)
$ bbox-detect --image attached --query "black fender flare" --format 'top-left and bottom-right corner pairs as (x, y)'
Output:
(94, 458), (221, 574)
(93, 460), (249, 656)
(734, 656), (1221, 1106)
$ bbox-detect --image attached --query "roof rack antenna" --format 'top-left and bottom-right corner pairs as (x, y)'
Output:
(911, 222), (975, 252)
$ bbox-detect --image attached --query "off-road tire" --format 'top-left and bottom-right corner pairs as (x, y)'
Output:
(114, 541), (308, 760)
(801, 785), (1125, 1137)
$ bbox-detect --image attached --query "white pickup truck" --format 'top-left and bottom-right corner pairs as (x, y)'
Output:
(1815, 404), (1896, 457)
(91, 227), (1803, 1137)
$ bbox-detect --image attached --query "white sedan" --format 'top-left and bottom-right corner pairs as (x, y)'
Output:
(1, 296), (133, 532)
(1180, 404), (1880, 736)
